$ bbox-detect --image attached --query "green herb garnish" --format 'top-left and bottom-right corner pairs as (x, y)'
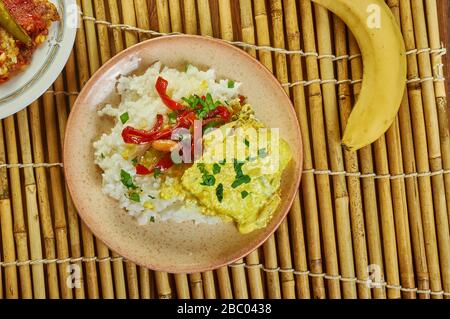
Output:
(219, 159), (226, 166)
(154, 167), (162, 178)
(149, 216), (155, 222)
(131, 157), (138, 166)
(227, 80), (235, 88)
(233, 159), (245, 177)
(202, 121), (222, 133)
(129, 192), (140, 202)
(201, 174), (216, 186)
(168, 111), (177, 124)
(148, 194), (155, 199)
(197, 163), (216, 186)
(244, 139), (250, 147)
(121, 170), (137, 189)
(182, 93), (222, 119)
(241, 191), (249, 199)
(216, 183), (224, 203)
(212, 163), (221, 174)
(120, 112), (129, 124)
(100, 153), (105, 159)
(232, 175), (251, 189)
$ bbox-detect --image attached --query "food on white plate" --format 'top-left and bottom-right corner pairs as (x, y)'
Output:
(0, 0), (59, 83)
(311, 0), (407, 151)
(93, 62), (292, 234)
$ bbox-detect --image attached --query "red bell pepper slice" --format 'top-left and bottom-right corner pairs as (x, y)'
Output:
(155, 77), (186, 111)
(122, 114), (164, 144)
(204, 106), (231, 122)
(135, 154), (174, 175)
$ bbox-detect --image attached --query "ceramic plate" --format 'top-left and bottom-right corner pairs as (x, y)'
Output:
(0, 0), (77, 119)
(64, 35), (303, 273)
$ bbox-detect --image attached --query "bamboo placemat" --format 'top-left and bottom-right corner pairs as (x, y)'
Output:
(0, 0), (449, 299)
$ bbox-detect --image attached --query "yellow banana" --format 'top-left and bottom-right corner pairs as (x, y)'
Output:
(311, 0), (406, 151)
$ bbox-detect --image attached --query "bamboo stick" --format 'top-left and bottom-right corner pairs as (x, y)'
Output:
(168, 0), (183, 32)
(0, 120), (18, 299)
(156, 0), (171, 34)
(216, 267), (233, 298)
(174, 274), (191, 298)
(332, 17), (375, 300)
(189, 273), (204, 299)
(121, 0), (139, 46)
(93, 0), (111, 62)
(201, 272), (217, 299)
(183, 0), (197, 34)
(81, 0), (100, 74)
(27, 102), (60, 300)
(387, 0), (431, 298)
(125, 261), (139, 298)
(348, 34), (402, 299)
(17, 110), (48, 299)
(314, 3), (361, 299)
(155, 271), (172, 298)
(410, 0), (450, 297)
(134, 0), (151, 41)
(61, 52), (86, 299)
(41, 91), (73, 299)
(107, 0), (124, 55)
(232, 6), (263, 279)
(299, 0), (342, 299)
(3, 114), (33, 299)
(267, 0), (296, 300)
(282, 0), (326, 299)
(196, 0), (212, 36)
(424, 0), (450, 230)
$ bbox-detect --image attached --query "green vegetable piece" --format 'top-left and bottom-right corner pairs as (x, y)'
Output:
(154, 167), (162, 178)
(216, 183), (224, 203)
(241, 191), (249, 199)
(120, 112), (129, 124)
(168, 111), (177, 124)
(227, 80), (235, 88)
(232, 175), (251, 189)
(212, 163), (221, 174)
(120, 170), (137, 189)
(129, 192), (140, 202)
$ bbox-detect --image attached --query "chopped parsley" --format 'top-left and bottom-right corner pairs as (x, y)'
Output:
(233, 159), (245, 177)
(219, 159), (226, 166)
(131, 157), (138, 166)
(232, 175), (251, 189)
(120, 112), (129, 124)
(149, 216), (155, 223)
(244, 139), (250, 147)
(227, 80), (235, 88)
(241, 191), (249, 199)
(168, 111), (177, 124)
(120, 170), (137, 189)
(216, 183), (224, 203)
(212, 163), (221, 174)
(201, 174), (216, 186)
(231, 159), (251, 189)
(129, 192), (140, 202)
(197, 163), (216, 186)
(182, 93), (222, 119)
(154, 167), (162, 178)
(100, 153), (105, 159)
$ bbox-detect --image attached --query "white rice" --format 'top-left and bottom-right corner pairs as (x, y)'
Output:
(93, 62), (241, 225)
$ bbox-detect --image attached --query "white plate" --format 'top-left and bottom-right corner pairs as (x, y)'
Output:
(0, 0), (77, 119)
